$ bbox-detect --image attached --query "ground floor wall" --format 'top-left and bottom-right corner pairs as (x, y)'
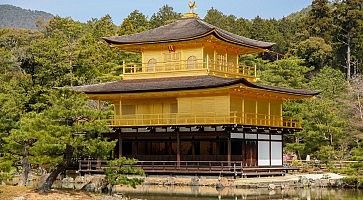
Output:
(113, 131), (283, 167)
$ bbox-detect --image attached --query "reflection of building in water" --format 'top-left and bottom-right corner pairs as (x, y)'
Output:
(115, 185), (361, 200)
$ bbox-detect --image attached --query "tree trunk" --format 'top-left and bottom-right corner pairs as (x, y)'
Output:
(20, 145), (31, 186)
(38, 144), (73, 192)
(347, 36), (351, 80)
(38, 163), (66, 192)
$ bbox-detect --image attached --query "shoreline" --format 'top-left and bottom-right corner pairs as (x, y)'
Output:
(139, 173), (345, 188)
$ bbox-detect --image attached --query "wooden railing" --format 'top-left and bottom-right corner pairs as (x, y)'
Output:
(78, 160), (293, 176)
(78, 160), (244, 174)
(122, 59), (256, 78)
(106, 112), (301, 128)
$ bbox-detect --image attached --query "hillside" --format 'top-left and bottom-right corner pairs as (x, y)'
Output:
(0, 4), (53, 29)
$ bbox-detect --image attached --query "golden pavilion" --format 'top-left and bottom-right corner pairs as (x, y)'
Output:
(75, 7), (318, 176)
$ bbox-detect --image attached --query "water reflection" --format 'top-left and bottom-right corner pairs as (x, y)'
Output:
(115, 185), (363, 200)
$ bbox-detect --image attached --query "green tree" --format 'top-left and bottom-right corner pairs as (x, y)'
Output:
(309, 67), (347, 99)
(118, 10), (149, 35)
(87, 15), (117, 39)
(149, 5), (181, 28)
(295, 37), (333, 70)
(294, 99), (346, 159)
(104, 157), (144, 194)
(13, 89), (115, 191)
(0, 158), (14, 183)
(286, 67), (348, 160)
(4, 113), (37, 186)
(306, 0), (332, 41)
(259, 57), (311, 88)
(30, 17), (85, 87)
(79, 16), (126, 83)
(332, 0), (363, 79)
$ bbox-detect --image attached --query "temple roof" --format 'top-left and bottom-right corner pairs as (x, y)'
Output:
(73, 76), (319, 96)
(103, 18), (274, 49)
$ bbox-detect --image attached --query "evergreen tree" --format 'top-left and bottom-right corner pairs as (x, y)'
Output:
(104, 157), (144, 194)
(259, 57), (311, 88)
(332, 0), (363, 79)
(13, 89), (115, 191)
(118, 10), (149, 35)
(149, 5), (181, 28)
(295, 37), (333, 70)
(306, 0), (333, 41)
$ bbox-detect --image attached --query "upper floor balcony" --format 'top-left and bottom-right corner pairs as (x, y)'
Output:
(105, 112), (301, 129)
(122, 58), (257, 81)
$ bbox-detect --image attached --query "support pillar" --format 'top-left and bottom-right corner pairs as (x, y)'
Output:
(176, 132), (180, 168)
(268, 100), (271, 126)
(118, 135), (122, 158)
(227, 137), (231, 166)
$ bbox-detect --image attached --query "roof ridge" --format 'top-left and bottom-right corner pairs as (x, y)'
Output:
(195, 18), (215, 31)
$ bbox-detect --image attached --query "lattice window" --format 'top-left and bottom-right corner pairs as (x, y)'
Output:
(147, 58), (157, 72)
(187, 56), (197, 69)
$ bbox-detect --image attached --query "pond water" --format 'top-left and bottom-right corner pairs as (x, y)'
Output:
(117, 185), (363, 200)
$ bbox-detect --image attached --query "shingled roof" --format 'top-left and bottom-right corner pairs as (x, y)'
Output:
(73, 76), (319, 96)
(103, 18), (274, 49)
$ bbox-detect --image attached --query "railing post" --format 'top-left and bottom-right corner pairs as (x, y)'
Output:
(78, 160), (81, 172)
(254, 63), (257, 77)
(122, 60), (125, 75)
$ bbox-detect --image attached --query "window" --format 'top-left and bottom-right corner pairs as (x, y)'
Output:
(187, 56), (197, 69)
(122, 105), (136, 115)
(170, 103), (178, 113)
(164, 52), (181, 70)
(147, 58), (157, 72)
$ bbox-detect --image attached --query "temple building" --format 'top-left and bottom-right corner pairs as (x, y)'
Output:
(75, 7), (318, 176)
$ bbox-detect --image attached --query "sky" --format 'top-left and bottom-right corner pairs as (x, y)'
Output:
(1, 0), (312, 24)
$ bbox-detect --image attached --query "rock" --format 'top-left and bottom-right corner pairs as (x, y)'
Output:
(165, 177), (175, 185)
(298, 176), (310, 187)
(100, 194), (128, 200)
(75, 176), (92, 190)
(100, 195), (118, 200)
(269, 190), (276, 196)
(34, 174), (49, 189)
(61, 177), (74, 189)
(322, 174), (331, 179)
(215, 182), (224, 190)
(190, 176), (200, 186)
(268, 183), (276, 190)
(281, 183), (289, 190)
(215, 178), (226, 191)
(13, 197), (26, 200)
(83, 182), (96, 192)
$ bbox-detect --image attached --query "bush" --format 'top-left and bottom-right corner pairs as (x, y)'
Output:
(342, 176), (363, 189)
(104, 157), (145, 194)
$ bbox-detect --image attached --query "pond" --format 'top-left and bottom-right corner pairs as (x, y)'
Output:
(117, 185), (363, 200)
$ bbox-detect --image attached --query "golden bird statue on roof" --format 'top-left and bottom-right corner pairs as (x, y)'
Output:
(188, 0), (197, 13)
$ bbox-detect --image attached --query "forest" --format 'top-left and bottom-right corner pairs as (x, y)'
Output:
(0, 0), (362, 190)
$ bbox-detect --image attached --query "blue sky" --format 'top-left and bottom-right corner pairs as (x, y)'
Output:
(1, 0), (312, 24)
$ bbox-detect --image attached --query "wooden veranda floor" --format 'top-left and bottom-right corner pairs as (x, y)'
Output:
(77, 160), (299, 177)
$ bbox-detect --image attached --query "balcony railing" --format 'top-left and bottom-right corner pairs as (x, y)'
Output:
(105, 112), (301, 128)
(122, 59), (256, 79)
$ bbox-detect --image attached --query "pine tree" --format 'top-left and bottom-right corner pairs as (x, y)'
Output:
(11, 89), (116, 191)
(307, 0), (333, 41)
(149, 5), (181, 28)
(118, 10), (149, 36)
(332, 0), (363, 79)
